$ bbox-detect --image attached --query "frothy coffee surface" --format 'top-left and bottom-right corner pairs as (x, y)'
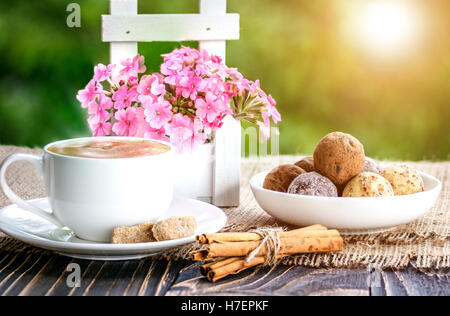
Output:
(48, 139), (170, 159)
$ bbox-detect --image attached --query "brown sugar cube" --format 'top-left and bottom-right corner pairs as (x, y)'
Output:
(263, 164), (306, 192)
(294, 156), (315, 172)
(111, 222), (155, 244)
(152, 216), (197, 241)
(313, 132), (365, 185)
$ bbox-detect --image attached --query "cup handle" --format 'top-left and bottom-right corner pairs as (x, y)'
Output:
(0, 153), (64, 227)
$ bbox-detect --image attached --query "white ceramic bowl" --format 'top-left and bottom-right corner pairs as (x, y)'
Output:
(250, 170), (442, 234)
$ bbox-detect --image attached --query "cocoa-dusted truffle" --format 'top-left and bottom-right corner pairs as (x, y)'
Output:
(313, 132), (365, 185)
(380, 164), (424, 195)
(343, 172), (394, 197)
(288, 172), (338, 197)
(263, 164), (306, 192)
(362, 157), (381, 174)
(294, 156), (315, 172)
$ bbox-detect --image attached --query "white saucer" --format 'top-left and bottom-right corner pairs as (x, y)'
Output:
(0, 196), (227, 261)
(250, 170), (441, 234)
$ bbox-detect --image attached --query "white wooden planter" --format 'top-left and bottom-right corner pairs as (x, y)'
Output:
(102, 0), (241, 206)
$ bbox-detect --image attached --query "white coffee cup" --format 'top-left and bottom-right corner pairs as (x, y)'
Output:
(0, 137), (174, 242)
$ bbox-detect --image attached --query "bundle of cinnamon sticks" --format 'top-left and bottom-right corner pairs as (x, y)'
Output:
(190, 224), (344, 282)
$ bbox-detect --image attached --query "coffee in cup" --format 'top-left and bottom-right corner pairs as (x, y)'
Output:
(48, 139), (170, 159)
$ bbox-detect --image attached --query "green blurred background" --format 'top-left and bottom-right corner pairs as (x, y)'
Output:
(0, 0), (449, 160)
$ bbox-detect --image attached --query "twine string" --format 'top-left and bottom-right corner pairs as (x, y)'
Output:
(245, 227), (285, 266)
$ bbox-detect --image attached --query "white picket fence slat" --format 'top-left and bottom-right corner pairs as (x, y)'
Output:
(102, 14), (240, 42)
(109, 0), (138, 65)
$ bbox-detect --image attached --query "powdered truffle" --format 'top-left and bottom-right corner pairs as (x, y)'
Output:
(288, 172), (338, 197)
(362, 157), (381, 174)
(152, 216), (197, 241)
(294, 156), (315, 172)
(380, 164), (424, 195)
(313, 132), (365, 185)
(263, 164), (306, 192)
(343, 172), (394, 197)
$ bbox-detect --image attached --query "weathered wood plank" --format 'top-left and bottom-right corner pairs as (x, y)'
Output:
(46, 259), (97, 296)
(0, 253), (47, 295)
(138, 259), (186, 296)
(2, 253), (52, 296)
(80, 261), (127, 296)
(104, 260), (142, 296)
(0, 252), (35, 293)
(17, 255), (72, 296)
(378, 267), (450, 296)
(166, 261), (372, 296)
(0, 253), (447, 296)
(117, 258), (155, 296)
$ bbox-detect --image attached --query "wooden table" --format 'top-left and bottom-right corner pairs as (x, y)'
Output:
(0, 250), (448, 296)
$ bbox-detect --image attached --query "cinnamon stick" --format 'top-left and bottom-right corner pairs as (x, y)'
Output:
(191, 236), (343, 260)
(197, 224), (328, 244)
(199, 257), (241, 276)
(204, 255), (284, 283)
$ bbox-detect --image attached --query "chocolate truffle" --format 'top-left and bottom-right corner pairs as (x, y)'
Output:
(362, 157), (382, 174)
(294, 156), (315, 172)
(343, 172), (394, 197)
(313, 132), (365, 185)
(263, 164), (306, 192)
(288, 172), (338, 197)
(380, 165), (424, 195)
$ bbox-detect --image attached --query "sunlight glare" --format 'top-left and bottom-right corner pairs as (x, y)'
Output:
(358, 1), (418, 55)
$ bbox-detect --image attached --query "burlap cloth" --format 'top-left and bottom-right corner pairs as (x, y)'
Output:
(0, 145), (448, 269)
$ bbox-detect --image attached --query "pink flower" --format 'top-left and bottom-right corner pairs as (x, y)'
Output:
(112, 107), (140, 137)
(161, 58), (182, 76)
(179, 73), (202, 99)
(79, 47), (281, 153)
(143, 125), (170, 142)
(120, 55), (147, 77)
(267, 95), (281, 124)
(89, 121), (112, 137)
(144, 99), (173, 129)
(88, 109), (110, 126)
(77, 80), (102, 108)
(198, 76), (226, 95)
(134, 107), (147, 138)
(97, 94), (114, 110)
(226, 67), (243, 81)
(137, 74), (166, 103)
(166, 114), (194, 152)
(112, 85), (137, 110)
(195, 93), (223, 123)
(257, 121), (271, 140)
(93, 64), (115, 82)
(87, 95), (113, 126)
(161, 59), (183, 86)
(128, 76), (139, 86)
(249, 80), (262, 97)
(191, 118), (207, 148)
